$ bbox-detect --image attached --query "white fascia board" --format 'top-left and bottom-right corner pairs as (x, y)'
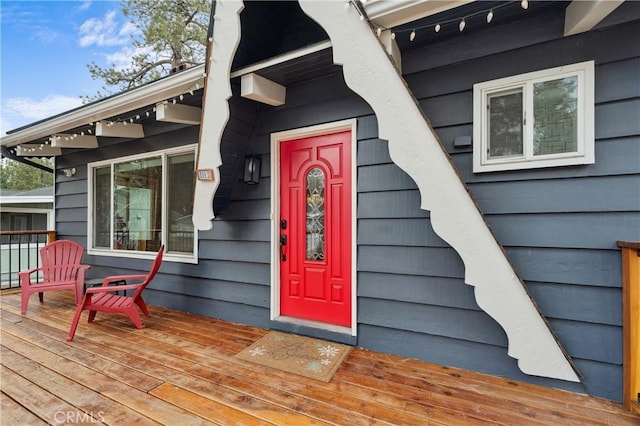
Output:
(0, 196), (54, 204)
(365, 0), (474, 28)
(0, 65), (205, 148)
(564, 0), (624, 36)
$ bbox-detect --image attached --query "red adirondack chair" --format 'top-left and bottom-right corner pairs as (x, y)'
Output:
(19, 240), (90, 314)
(66, 245), (164, 341)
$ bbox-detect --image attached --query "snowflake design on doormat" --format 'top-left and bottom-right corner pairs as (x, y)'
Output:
(317, 344), (340, 357)
(321, 359), (331, 365)
(249, 346), (266, 356)
(306, 361), (322, 372)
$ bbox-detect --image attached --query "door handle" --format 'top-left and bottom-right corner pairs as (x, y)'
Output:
(280, 234), (287, 261)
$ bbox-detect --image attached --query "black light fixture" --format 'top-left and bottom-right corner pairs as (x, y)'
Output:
(243, 155), (261, 185)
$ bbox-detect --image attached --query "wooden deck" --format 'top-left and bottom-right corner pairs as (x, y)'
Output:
(1, 291), (638, 426)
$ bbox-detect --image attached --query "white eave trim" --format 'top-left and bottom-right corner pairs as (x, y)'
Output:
(230, 40), (332, 79)
(564, 0), (624, 36)
(365, 0), (474, 28)
(0, 196), (54, 204)
(0, 65), (205, 148)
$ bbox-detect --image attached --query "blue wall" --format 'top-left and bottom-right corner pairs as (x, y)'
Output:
(55, 10), (640, 402)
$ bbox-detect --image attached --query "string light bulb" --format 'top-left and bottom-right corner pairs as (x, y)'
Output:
(521, 0), (528, 9)
(434, 23), (441, 32)
(390, 32), (396, 40)
(487, 9), (494, 23)
(410, 30), (416, 41)
(459, 19), (466, 32)
(377, 27), (382, 37)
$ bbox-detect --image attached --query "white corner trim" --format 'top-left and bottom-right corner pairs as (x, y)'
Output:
(299, 0), (579, 382)
(192, 0), (244, 231)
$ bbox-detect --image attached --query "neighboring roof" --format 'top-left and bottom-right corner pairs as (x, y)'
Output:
(0, 186), (54, 204)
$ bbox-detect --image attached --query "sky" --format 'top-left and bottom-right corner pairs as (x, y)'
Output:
(1, 1), (138, 136)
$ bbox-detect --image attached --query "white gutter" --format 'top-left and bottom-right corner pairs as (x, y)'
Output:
(364, 0), (474, 28)
(0, 65), (205, 148)
(0, 196), (54, 204)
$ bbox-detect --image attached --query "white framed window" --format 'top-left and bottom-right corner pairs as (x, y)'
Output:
(473, 61), (595, 173)
(88, 145), (197, 263)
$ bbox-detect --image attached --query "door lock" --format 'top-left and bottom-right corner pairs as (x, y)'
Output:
(280, 234), (287, 261)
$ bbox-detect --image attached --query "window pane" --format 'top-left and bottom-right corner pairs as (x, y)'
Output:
(113, 157), (162, 252)
(306, 168), (325, 261)
(533, 76), (578, 155)
(488, 89), (523, 158)
(167, 153), (194, 253)
(93, 166), (111, 248)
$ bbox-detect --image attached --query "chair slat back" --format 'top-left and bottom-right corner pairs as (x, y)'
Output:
(40, 240), (85, 282)
(131, 245), (164, 299)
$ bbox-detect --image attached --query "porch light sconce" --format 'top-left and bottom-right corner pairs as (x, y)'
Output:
(62, 167), (76, 177)
(243, 155), (261, 185)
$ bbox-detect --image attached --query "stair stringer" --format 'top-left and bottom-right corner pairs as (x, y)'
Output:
(193, 0), (244, 231)
(299, 0), (580, 382)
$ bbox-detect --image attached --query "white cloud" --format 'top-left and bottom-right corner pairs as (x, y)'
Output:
(78, 10), (129, 47)
(33, 27), (60, 45)
(119, 21), (138, 38)
(78, 1), (92, 11)
(1, 95), (83, 135)
(105, 45), (153, 70)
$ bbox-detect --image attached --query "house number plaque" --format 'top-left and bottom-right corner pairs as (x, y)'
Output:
(196, 169), (214, 181)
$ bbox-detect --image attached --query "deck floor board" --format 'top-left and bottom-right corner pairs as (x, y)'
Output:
(1, 291), (638, 425)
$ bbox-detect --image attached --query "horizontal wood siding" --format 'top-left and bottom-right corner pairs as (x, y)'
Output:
(395, 19), (639, 402)
(53, 96), (268, 324)
(50, 10), (638, 405)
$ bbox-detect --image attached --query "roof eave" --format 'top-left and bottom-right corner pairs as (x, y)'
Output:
(364, 0), (474, 28)
(0, 65), (205, 148)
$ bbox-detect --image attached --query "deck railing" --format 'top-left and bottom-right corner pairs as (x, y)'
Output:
(0, 231), (56, 290)
(618, 241), (640, 414)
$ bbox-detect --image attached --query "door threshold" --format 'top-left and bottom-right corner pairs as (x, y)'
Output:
(271, 316), (357, 345)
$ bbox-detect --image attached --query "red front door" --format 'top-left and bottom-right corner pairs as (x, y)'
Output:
(279, 130), (352, 327)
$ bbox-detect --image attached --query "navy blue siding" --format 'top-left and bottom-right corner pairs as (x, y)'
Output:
(52, 10), (639, 403)
(397, 19), (639, 402)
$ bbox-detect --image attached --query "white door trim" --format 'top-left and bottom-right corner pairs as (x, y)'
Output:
(270, 119), (358, 336)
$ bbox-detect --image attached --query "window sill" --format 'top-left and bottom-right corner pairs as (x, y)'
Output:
(88, 248), (198, 264)
(473, 154), (594, 173)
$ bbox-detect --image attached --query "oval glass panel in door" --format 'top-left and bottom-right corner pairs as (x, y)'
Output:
(306, 167), (325, 261)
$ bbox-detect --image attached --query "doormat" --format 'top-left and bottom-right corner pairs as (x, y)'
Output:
(235, 331), (351, 382)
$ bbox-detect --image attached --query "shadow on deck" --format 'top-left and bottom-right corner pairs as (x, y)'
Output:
(1, 290), (637, 425)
